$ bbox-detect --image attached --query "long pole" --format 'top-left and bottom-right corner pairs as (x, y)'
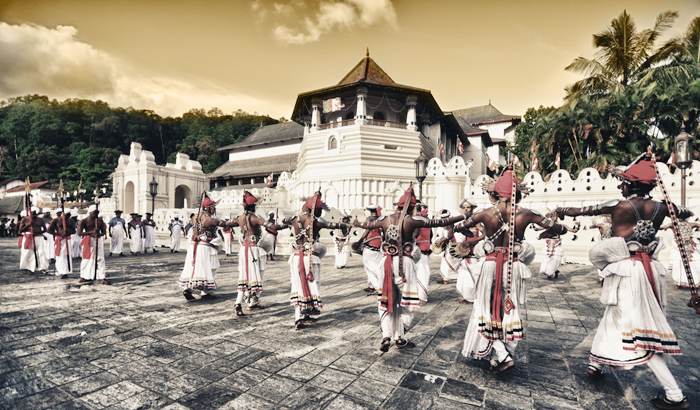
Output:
(681, 168), (687, 208)
(151, 195), (155, 214)
(93, 201), (100, 281)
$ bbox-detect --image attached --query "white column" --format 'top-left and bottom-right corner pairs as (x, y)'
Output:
(406, 96), (417, 131)
(355, 87), (367, 125)
(311, 99), (321, 130)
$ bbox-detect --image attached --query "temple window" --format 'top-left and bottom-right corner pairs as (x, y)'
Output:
(328, 136), (338, 151)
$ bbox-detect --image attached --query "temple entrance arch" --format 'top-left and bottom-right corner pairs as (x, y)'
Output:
(124, 181), (135, 214)
(174, 185), (192, 208)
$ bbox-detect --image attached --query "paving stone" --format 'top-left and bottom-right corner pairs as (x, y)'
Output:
(277, 359), (325, 382)
(440, 377), (485, 406)
(218, 392), (276, 410)
(220, 366), (271, 392)
(324, 394), (374, 410)
(308, 367), (357, 393)
(381, 387), (433, 409)
(178, 382), (242, 409)
(399, 370), (445, 394)
(282, 384), (336, 409)
(343, 377), (394, 405)
(61, 371), (122, 397)
(79, 381), (145, 408)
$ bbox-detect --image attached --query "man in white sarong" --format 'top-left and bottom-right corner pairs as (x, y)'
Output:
(169, 217), (184, 253)
(555, 152), (691, 410)
(48, 209), (74, 278)
(332, 215), (352, 269)
(108, 210), (127, 257)
(228, 191), (284, 316)
(433, 210), (463, 284)
(179, 194), (222, 301)
(128, 214), (143, 255)
(142, 213), (157, 253)
(18, 207), (49, 273)
(663, 220), (700, 288)
(355, 186), (470, 352)
(455, 224), (485, 304)
(70, 209), (81, 258)
(414, 204), (432, 301)
(356, 205), (383, 295)
(461, 168), (567, 372)
(284, 191), (348, 330)
(77, 204), (109, 284)
(41, 209), (54, 266)
(220, 223), (235, 256)
(536, 220), (580, 279)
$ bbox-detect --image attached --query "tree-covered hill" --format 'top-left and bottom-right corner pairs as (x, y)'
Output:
(0, 95), (280, 193)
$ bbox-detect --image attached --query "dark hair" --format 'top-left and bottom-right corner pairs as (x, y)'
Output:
(626, 181), (654, 197)
(244, 204), (256, 212)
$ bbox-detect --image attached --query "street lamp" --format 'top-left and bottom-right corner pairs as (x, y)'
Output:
(149, 177), (159, 214)
(414, 150), (428, 201)
(674, 132), (693, 207)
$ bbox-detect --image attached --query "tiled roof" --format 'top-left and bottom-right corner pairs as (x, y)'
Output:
(337, 55), (396, 87)
(5, 180), (49, 193)
(451, 104), (520, 126)
(218, 122), (304, 152)
(209, 153), (297, 178)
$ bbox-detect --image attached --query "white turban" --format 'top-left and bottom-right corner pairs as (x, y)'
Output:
(87, 204), (97, 213)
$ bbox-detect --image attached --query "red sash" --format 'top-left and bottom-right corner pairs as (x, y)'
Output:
(54, 236), (64, 256)
(81, 236), (92, 259)
(486, 249), (507, 323)
(382, 253), (395, 313)
(297, 249), (313, 300)
(18, 233), (34, 249)
(366, 228), (382, 249)
(630, 252), (660, 304)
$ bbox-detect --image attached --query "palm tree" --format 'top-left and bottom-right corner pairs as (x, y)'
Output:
(639, 16), (700, 87)
(564, 10), (679, 100)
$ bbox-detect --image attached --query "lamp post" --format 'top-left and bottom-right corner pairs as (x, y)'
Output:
(414, 151), (428, 201)
(674, 132), (693, 207)
(149, 177), (159, 214)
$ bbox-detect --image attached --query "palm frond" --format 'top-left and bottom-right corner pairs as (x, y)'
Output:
(564, 57), (605, 75)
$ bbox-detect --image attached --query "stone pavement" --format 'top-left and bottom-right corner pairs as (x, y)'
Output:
(1, 238), (698, 410)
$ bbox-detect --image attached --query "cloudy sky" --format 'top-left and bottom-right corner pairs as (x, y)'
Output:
(0, 0), (698, 118)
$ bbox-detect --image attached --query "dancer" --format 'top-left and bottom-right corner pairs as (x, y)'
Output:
(128, 213), (143, 255)
(355, 205), (383, 295)
(461, 167), (568, 372)
(332, 215), (352, 269)
(48, 208), (74, 278)
(355, 185), (472, 351)
(41, 209), (54, 266)
(433, 209), (462, 284)
(455, 224), (485, 303)
(228, 191), (283, 316)
(535, 219), (580, 279)
(414, 204), (432, 301)
(555, 151), (692, 409)
(108, 210), (127, 257)
(169, 217), (184, 253)
(266, 212), (278, 261)
(179, 194), (222, 300)
(142, 213), (157, 253)
(69, 209), (81, 258)
(285, 191), (348, 329)
(77, 204), (109, 285)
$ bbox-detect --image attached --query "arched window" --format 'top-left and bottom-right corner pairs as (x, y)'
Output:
(328, 136), (338, 150)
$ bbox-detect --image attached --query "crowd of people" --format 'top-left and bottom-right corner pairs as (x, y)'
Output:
(12, 150), (700, 409)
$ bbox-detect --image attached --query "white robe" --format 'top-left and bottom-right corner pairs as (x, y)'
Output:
(19, 233), (49, 272)
(456, 256), (482, 302)
(43, 225), (54, 263)
(80, 236), (106, 280)
(362, 247), (382, 289)
(129, 225), (143, 254)
(539, 238), (563, 278)
(415, 253), (431, 302)
(237, 241), (264, 301)
(222, 229), (234, 255)
(588, 237), (680, 368)
(437, 231), (465, 281)
(143, 224), (156, 251)
(334, 235), (350, 268)
(462, 242), (535, 359)
(71, 233), (81, 258)
(179, 234), (217, 290)
(110, 222), (126, 254)
(289, 246), (324, 313)
(170, 223), (183, 251)
(54, 236), (73, 275)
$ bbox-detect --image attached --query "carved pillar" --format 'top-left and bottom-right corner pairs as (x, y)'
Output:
(406, 95), (417, 131)
(311, 99), (321, 130)
(355, 87), (367, 125)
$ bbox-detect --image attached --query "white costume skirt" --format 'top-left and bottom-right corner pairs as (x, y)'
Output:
(111, 224), (126, 254)
(171, 231), (182, 251)
(415, 253), (431, 302)
(377, 254), (425, 313)
(238, 242), (263, 295)
(143, 226), (156, 250)
(670, 242), (700, 288)
(289, 251), (322, 312)
(71, 234), (81, 258)
(539, 239), (563, 277)
(440, 252), (460, 281)
(456, 257), (482, 302)
(588, 238), (680, 368)
(362, 248), (382, 288)
(54, 236), (73, 275)
(43, 233), (54, 261)
(179, 241), (217, 290)
(462, 243), (535, 359)
(334, 239), (349, 268)
(129, 228), (143, 253)
(80, 237), (106, 280)
(19, 233), (48, 272)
